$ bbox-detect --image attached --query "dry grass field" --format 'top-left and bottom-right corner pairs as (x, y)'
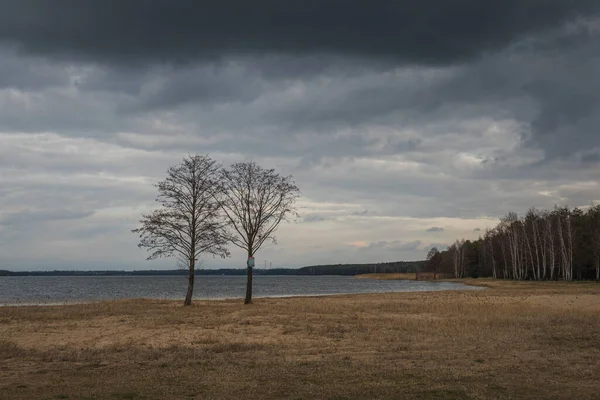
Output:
(1, 279), (599, 400)
(355, 272), (454, 280)
(355, 272), (418, 280)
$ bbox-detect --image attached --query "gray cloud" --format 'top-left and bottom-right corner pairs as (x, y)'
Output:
(0, 48), (70, 90)
(351, 210), (369, 216)
(1, 21), (598, 164)
(360, 240), (422, 252)
(302, 214), (328, 223)
(426, 227), (445, 233)
(581, 152), (600, 164)
(0, 209), (94, 226)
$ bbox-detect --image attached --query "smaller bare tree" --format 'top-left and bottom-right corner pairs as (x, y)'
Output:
(219, 161), (300, 304)
(133, 155), (230, 306)
(426, 247), (442, 279)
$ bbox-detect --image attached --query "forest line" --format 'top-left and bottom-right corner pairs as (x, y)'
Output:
(426, 206), (600, 281)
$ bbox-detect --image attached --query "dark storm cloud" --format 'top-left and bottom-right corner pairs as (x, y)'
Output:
(120, 64), (273, 112)
(1, 1), (598, 65)
(0, 48), (70, 90)
(1, 0), (597, 166)
(581, 152), (600, 164)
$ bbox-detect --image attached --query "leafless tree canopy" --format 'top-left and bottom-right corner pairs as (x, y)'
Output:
(132, 155), (230, 305)
(220, 162), (300, 254)
(219, 161), (300, 303)
(426, 247), (439, 261)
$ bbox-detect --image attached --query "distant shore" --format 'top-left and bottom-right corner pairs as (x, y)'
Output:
(0, 261), (425, 277)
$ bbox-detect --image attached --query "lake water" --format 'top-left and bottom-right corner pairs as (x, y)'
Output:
(0, 275), (483, 305)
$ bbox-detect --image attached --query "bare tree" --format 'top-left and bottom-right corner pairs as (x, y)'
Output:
(590, 205), (600, 281)
(485, 229), (497, 279)
(556, 212), (569, 281)
(133, 155), (230, 306)
(528, 209), (542, 281)
(544, 213), (556, 280)
(219, 161), (300, 304)
(426, 247), (441, 279)
(450, 242), (460, 278)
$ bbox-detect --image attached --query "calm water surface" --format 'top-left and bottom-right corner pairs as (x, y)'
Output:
(0, 275), (483, 305)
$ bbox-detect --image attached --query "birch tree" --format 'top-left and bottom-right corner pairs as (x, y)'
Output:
(133, 155), (230, 306)
(431, 205), (599, 280)
(485, 229), (497, 279)
(219, 161), (300, 304)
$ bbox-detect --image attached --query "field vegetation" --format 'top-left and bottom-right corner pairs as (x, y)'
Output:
(1, 280), (599, 399)
(355, 272), (418, 280)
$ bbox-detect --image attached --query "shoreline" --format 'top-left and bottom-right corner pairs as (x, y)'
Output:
(6, 277), (597, 308)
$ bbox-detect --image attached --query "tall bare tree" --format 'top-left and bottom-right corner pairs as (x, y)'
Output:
(590, 205), (600, 281)
(485, 229), (497, 279)
(219, 161), (300, 304)
(133, 155), (230, 306)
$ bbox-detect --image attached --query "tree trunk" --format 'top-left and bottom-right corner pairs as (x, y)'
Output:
(565, 215), (573, 282)
(452, 245), (460, 278)
(184, 258), (195, 306)
(499, 235), (509, 279)
(244, 251), (253, 304)
(487, 235), (497, 279)
(532, 220), (541, 281)
(521, 221), (535, 280)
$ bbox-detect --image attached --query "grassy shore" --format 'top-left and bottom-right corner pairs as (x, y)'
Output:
(354, 272), (418, 280)
(1, 280), (599, 399)
(355, 272), (453, 280)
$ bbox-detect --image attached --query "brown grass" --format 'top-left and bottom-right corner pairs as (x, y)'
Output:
(356, 272), (455, 280)
(1, 280), (599, 399)
(355, 272), (417, 280)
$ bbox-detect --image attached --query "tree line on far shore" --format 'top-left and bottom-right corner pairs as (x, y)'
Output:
(0, 261), (424, 277)
(425, 206), (600, 281)
(299, 261), (424, 275)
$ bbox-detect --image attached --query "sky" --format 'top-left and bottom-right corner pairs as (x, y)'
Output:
(1, 1), (600, 270)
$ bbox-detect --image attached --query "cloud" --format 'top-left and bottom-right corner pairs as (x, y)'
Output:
(351, 210), (369, 216)
(2, 1), (597, 65)
(0, 209), (94, 226)
(0, 48), (70, 90)
(302, 214), (328, 223)
(426, 227), (445, 233)
(1, 2), (600, 270)
(354, 240), (422, 253)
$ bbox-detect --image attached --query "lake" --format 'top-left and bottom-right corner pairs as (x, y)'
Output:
(0, 275), (483, 305)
